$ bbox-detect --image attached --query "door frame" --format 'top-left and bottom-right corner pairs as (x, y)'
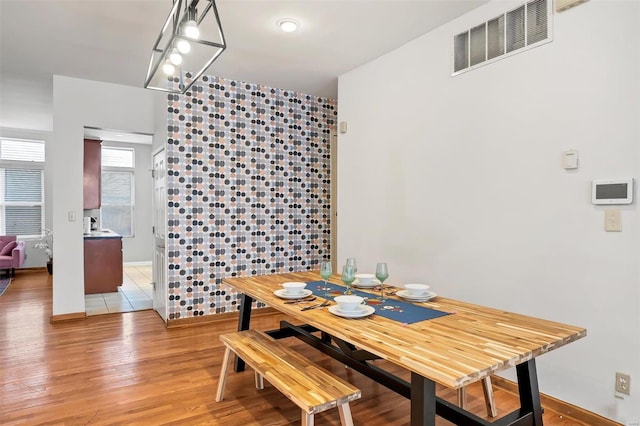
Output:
(330, 133), (338, 271)
(151, 146), (167, 322)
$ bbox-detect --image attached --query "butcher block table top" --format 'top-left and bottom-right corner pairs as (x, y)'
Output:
(223, 271), (586, 390)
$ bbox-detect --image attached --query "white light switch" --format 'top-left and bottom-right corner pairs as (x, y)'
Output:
(605, 209), (621, 232)
(562, 150), (578, 169)
(68, 210), (76, 222)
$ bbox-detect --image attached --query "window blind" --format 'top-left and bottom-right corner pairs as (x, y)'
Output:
(527, 0), (548, 45)
(5, 169), (42, 202)
(487, 16), (505, 60)
(506, 5), (526, 53)
(454, 32), (469, 72)
(0, 139), (45, 162)
(102, 147), (134, 168)
(453, 0), (550, 75)
(470, 24), (487, 66)
(101, 171), (134, 237)
(0, 167), (44, 236)
(0, 139), (45, 236)
(6, 206), (42, 235)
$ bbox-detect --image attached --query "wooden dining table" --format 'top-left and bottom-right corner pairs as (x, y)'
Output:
(223, 271), (586, 426)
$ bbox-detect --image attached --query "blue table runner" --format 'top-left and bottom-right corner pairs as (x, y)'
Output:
(305, 280), (449, 324)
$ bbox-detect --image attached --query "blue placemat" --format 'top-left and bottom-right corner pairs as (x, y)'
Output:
(305, 280), (450, 324)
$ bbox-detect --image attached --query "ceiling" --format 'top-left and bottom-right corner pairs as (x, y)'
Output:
(0, 0), (487, 131)
(84, 127), (153, 144)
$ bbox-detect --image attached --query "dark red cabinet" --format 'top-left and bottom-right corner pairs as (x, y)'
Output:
(84, 237), (123, 294)
(83, 139), (101, 209)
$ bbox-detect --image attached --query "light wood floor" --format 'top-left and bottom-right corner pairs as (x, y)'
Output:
(1, 269), (589, 425)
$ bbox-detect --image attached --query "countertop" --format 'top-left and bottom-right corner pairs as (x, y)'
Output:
(83, 229), (122, 239)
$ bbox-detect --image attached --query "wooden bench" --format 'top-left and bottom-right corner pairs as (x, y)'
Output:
(216, 330), (361, 426)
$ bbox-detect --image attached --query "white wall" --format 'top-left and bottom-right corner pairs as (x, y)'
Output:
(0, 78), (53, 132)
(152, 91), (168, 152)
(337, 0), (640, 423)
(52, 76), (156, 316)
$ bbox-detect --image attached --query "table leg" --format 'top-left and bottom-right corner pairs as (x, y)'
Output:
(516, 359), (543, 425)
(410, 372), (436, 426)
(234, 293), (253, 372)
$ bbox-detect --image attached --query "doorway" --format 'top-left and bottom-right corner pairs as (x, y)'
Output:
(82, 127), (155, 316)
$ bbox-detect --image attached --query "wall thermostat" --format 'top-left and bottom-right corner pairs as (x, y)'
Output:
(592, 178), (633, 205)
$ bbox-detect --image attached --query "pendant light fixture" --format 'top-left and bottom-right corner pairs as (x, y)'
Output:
(144, 0), (226, 94)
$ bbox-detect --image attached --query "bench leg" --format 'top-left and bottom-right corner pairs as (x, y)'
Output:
(457, 386), (466, 409)
(337, 403), (354, 426)
(255, 372), (264, 390)
(482, 376), (498, 417)
(215, 347), (233, 402)
(302, 411), (314, 426)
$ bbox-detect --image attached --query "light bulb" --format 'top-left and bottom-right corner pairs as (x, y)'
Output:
(176, 39), (191, 54)
(162, 60), (175, 75)
(184, 20), (200, 39)
(169, 48), (183, 65)
(277, 18), (299, 33)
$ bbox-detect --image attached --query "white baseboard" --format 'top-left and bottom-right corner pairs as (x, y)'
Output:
(123, 261), (152, 266)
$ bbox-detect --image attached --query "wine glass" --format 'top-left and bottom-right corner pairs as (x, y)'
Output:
(341, 264), (355, 295)
(320, 261), (332, 299)
(346, 258), (357, 274)
(375, 262), (389, 301)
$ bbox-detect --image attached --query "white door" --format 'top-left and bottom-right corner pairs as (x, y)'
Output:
(152, 148), (167, 321)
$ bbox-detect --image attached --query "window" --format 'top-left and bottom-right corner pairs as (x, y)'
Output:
(0, 138), (45, 237)
(101, 147), (135, 237)
(453, 0), (551, 75)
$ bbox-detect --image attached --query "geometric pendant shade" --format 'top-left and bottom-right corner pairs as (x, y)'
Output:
(144, 0), (226, 94)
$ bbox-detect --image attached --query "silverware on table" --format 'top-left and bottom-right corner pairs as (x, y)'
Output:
(300, 301), (330, 311)
(284, 296), (317, 304)
(374, 285), (399, 296)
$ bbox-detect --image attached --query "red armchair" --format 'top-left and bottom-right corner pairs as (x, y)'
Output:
(0, 236), (25, 277)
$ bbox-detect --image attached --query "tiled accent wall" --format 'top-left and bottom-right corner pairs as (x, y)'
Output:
(166, 76), (336, 320)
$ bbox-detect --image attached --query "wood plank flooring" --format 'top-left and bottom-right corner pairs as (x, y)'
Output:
(1, 269), (589, 425)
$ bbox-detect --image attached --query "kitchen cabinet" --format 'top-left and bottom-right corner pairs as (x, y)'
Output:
(84, 232), (123, 294)
(84, 138), (101, 209)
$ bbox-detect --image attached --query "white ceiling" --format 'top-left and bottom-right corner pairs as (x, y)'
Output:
(84, 127), (153, 144)
(0, 0), (487, 131)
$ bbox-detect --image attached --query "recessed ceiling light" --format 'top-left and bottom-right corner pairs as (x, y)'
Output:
(277, 18), (299, 33)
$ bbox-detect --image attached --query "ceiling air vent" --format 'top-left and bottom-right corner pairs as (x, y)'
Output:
(453, 0), (552, 75)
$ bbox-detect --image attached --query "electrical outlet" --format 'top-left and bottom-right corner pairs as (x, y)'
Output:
(616, 372), (631, 395)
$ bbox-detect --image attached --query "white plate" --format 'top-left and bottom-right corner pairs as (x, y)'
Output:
(274, 288), (313, 299)
(352, 278), (381, 288)
(397, 290), (437, 302)
(328, 305), (375, 318)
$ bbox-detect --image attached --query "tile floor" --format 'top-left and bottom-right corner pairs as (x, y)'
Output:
(85, 264), (153, 316)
